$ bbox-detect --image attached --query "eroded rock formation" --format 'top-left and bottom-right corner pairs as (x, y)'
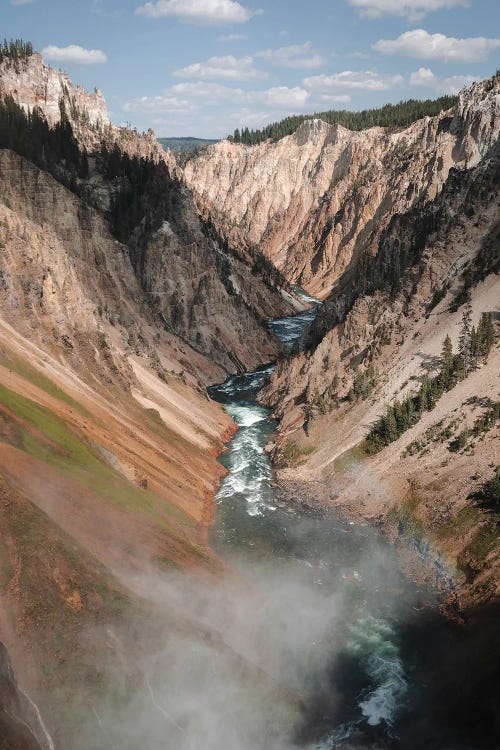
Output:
(185, 76), (499, 297)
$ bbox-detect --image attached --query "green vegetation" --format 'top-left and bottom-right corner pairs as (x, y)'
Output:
(426, 285), (448, 312)
(364, 307), (496, 453)
(348, 365), (377, 402)
(0, 348), (90, 416)
(0, 38), (34, 65)
(229, 95), (457, 145)
(448, 401), (500, 453)
(0, 382), (192, 528)
(331, 444), (366, 474)
(278, 440), (315, 467)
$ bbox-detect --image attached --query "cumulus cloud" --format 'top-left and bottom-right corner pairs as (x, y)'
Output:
(409, 66), (477, 93)
(125, 82), (311, 114)
(348, 0), (468, 21)
(135, 0), (262, 25)
(262, 86), (310, 107)
(373, 29), (500, 62)
(304, 69), (404, 93)
(123, 82), (244, 121)
(257, 43), (325, 70)
(42, 45), (108, 65)
(174, 55), (265, 81)
(409, 66), (437, 86)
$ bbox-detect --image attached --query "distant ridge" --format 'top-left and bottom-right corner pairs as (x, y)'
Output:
(158, 136), (218, 152)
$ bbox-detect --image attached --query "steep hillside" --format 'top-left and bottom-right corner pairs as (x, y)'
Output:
(185, 76), (499, 297)
(0, 51), (294, 375)
(0, 48), (299, 748)
(260, 140), (499, 611)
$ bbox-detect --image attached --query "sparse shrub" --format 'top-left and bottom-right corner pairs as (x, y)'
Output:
(365, 313), (497, 454)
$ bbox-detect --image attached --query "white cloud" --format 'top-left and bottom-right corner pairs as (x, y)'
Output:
(348, 0), (468, 21)
(304, 70), (404, 93)
(123, 81), (313, 130)
(11, 0), (34, 5)
(409, 66), (437, 86)
(218, 33), (247, 41)
(257, 43), (325, 70)
(262, 86), (310, 108)
(440, 74), (477, 93)
(373, 29), (500, 63)
(409, 66), (477, 93)
(42, 45), (108, 65)
(135, 0), (261, 25)
(174, 55), (264, 81)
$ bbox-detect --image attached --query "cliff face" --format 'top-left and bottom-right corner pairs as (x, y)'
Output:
(260, 141), (499, 611)
(0, 53), (299, 748)
(0, 53), (293, 374)
(185, 77), (499, 297)
(0, 53), (108, 149)
(0, 643), (46, 750)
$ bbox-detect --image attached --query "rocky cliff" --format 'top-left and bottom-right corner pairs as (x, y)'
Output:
(0, 50), (298, 749)
(1, 52), (294, 374)
(0, 642), (47, 750)
(260, 133), (499, 612)
(0, 52), (108, 149)
(185, 76), (499, 298)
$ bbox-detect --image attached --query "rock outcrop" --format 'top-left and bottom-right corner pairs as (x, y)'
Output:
(0, 52), (108, 148)
(0, 643), (47, 750)
(185, 76), (499, 298)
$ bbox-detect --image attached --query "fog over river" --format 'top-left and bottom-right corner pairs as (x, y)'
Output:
(208, 294), (432, 748)
(86, 295), (498, 750)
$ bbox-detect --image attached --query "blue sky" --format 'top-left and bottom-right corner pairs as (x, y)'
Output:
(3, 0), (500, 137)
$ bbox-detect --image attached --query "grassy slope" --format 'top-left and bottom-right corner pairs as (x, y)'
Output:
(0, 336), (229, 746)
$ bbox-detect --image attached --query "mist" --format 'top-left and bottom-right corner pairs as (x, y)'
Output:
(66, 511), (420, 750)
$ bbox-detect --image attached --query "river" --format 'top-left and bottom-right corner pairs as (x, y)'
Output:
(208, 294), (440, 749)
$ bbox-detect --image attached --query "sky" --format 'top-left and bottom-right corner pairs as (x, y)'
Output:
(3, 0), (500, 137)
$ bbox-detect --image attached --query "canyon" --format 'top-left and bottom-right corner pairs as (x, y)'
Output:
(0, 47), (498, 749)
(185, 77), (498, 297)
(186, 73), (499, 613)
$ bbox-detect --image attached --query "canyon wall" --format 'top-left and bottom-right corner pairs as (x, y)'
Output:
(0, 52), (297, 748)
(261, 136), (499, 612)
(184, 74), (499, 611)
(0, 52), (293, 374)
(185, 76), (499, 298)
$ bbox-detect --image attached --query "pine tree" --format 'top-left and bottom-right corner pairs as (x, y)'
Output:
(439, 334), (454, 389)
(406, 397), (416, 426)
(384, 408), (398, 443)
(477, 312), (495, 358)
(418, 376), (431, 413)
(470, 325), (480, 365)
(458, 303), (473, 377)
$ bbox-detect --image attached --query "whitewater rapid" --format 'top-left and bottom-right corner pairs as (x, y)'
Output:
(209, 294), (424, 747)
